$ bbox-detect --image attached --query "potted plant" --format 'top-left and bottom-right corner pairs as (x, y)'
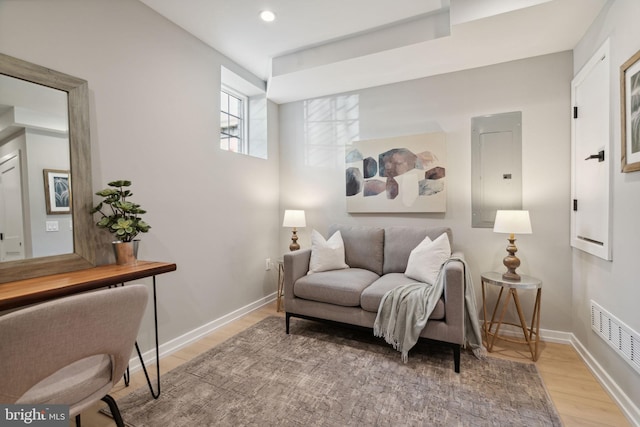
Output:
(91, 180), (151, 265)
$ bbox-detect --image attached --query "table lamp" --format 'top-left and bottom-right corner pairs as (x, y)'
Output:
(493, 210), (532, 281)
(283, 210), (306, 251)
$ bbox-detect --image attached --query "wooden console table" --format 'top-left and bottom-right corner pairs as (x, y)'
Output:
(0, 261), (177, 399)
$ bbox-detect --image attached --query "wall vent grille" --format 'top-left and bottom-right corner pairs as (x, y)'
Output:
(591, 300), (640, 375)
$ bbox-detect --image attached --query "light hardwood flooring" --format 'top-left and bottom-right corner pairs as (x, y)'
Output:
(77, 302), (631, 427)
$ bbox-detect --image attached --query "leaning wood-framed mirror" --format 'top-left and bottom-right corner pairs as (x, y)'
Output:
(0, 53), (94, 283)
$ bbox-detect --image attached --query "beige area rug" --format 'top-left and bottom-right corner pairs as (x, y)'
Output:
(111, 316), (562, 426)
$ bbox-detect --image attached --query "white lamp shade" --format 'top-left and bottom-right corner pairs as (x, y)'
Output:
(493, 210), (532, 234)
(282, 210), (306, 228)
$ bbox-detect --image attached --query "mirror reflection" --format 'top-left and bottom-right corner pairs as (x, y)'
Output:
(0, 74), (72, 262)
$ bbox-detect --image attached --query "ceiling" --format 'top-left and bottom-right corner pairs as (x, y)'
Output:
(139, 0), (607, 104)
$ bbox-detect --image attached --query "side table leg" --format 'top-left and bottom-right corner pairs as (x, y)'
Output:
(277, 263), (284, 312)
(530, 288), (542, 361)
(482, 280), (487, 344)
(485, 286), (505, 351)
(488, 287), (505, 332)
(512, 289), (536, 361)
(489, 288), (511, 352)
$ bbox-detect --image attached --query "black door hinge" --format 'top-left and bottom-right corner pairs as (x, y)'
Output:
(573, 106), (578, 119)
(573, 199), (578, 211)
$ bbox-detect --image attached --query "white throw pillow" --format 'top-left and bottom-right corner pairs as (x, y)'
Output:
(404, 233), (452, 285)
(308, 230), (349, 274)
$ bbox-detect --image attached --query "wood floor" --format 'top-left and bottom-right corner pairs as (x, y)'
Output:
(77, 302), (631, 427)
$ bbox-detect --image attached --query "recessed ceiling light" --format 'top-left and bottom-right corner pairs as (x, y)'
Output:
(260, 10), (276, 22)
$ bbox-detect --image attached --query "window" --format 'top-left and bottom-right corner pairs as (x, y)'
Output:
(220, 66), (268, 159)
(303, 95), (360, 168)
(220, 86), (247, 153)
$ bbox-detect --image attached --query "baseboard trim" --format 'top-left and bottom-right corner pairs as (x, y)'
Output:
(538, 328), (573, 344)
(127, 292), (277, 371)
(480, 320), (573, 344)
(570, 334), (640, 427)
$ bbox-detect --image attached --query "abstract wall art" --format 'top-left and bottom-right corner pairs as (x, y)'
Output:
(345, 132), (446, 213)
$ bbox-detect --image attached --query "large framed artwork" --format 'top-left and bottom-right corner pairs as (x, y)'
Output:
(621, 48), (640, 173)
(346, 132), (446, 213)
(43, 169), (71, 214)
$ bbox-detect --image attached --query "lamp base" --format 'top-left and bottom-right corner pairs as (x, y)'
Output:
(289, 228), (300, 251)
(502, 270), (521, 281)
(502, 235), (521, 281)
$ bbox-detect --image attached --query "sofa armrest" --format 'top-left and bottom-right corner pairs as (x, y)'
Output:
(283, 249), (311, 305)
(442, 252), (465, 340)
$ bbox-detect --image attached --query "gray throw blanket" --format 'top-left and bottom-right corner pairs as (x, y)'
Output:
(373, 257), (486, 362)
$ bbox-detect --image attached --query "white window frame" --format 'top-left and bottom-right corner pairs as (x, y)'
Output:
(220, 65), (268, 159)
(220, 84), (249, 154)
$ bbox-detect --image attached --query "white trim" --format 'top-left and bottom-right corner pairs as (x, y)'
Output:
(480, 320), (573, 344)
(537, 328), (573, 344)
(570, 38), (612, 260)
(495, 324), (573, 344)
(127, 292), (276, 371)
(571, 334), (640, 427)
(221, 66), (265, 97)
(220, 85), (248, 154)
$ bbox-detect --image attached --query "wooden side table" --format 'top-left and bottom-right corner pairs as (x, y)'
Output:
(481, 271), (542, 361)
(276, 259), (284, 312)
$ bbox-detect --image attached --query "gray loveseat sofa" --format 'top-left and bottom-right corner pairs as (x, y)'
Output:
(284, 224), (465, 372)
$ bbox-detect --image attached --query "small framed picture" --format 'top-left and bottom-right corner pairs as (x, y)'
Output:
(621, 48), (640, 172)
(43, 169), (71, 214)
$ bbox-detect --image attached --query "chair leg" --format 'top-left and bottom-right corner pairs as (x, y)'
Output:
(102, 395), (125, 427)
(75, 414), (81, 427)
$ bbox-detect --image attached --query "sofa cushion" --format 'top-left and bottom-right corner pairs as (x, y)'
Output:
(329, 224), (384, 275)
(294, 268), (379, 307)
(383, 226), (453, 274)
(404, 233), (451, 285)
(308, 230), (349, 274)
(359, 273), (445, 319)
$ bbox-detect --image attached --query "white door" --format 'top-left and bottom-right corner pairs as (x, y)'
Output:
(0, 152), (25, 261)
(471, 111), (523, 228)
(571, 39), (611, 260)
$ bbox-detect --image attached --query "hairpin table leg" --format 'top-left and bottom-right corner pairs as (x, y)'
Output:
(134, 276), (161, 398)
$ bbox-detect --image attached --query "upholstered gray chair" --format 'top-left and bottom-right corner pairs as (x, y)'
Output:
(0, 284), (149, 427)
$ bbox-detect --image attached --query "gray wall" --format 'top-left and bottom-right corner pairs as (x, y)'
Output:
(0, 0), (281, 352)
(572, 0), (640, 410)
(279, 51), (574, 333)
(26, 129), (73, 258)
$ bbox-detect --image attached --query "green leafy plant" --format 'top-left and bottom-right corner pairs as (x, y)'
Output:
(90, 180), (151, 242)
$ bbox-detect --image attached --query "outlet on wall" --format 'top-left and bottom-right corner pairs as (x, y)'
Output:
(265, 258), (271, 271)
(46, 221), (59, 232)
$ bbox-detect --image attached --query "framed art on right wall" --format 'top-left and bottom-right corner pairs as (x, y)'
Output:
(43, 169), (71, 215)
(621, 48), (640, 173)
